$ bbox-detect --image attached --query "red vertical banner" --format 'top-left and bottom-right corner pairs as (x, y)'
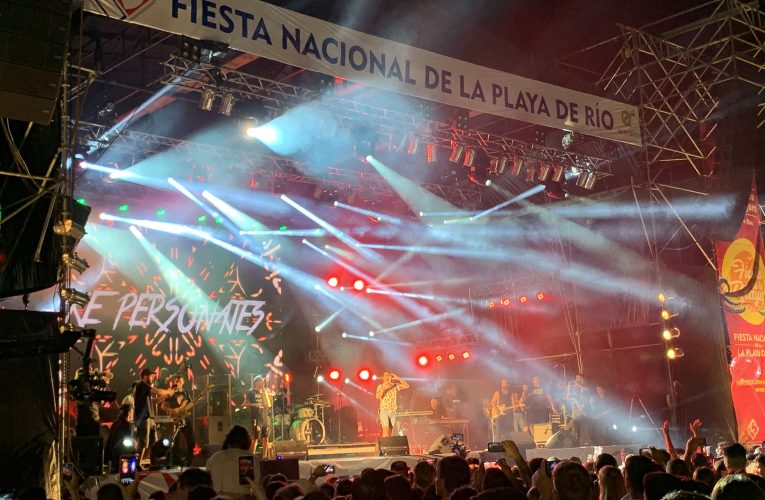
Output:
(715, 177), (765, 443)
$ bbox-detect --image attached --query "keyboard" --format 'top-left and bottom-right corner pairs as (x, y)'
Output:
(397, 410), (434, 417)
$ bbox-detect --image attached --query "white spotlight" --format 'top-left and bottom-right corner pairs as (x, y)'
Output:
(368, 331), (375, 337)
(122, 437), (135, 448)
(317, 375), (325, 383)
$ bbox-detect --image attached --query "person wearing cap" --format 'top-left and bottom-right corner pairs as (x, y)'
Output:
(134, 368), (174, 457)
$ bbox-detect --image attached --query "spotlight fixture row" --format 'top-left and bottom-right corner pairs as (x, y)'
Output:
(199, 87), (236, 116)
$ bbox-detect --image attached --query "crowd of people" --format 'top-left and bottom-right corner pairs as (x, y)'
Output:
(51, 419), (765, 500)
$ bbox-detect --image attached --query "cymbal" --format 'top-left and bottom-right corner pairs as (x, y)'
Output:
(306, 393), (325, 399)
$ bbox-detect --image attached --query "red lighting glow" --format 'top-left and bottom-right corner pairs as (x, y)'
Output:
(462, 351), (471, 360)
(327, 276), (339, 288)
(448, 353), (456, 361)
(358, 368), (371, 381)
(488, 301), (496, 308)
(328, 369), (341, 381)
(536, 291), (545, 300)
(417, 355), (430, 367)
(500, 297), (511, 306)
(284, 373), (292, 383)
(519, 295), (528, 304)
(435, 355), (444, 363)
(353, 279), (365, 291)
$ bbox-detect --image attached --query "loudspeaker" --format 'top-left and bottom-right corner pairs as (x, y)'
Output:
(506, 431), (536, 453)
(336, 406), (359, 442)
(0, 0), (72, 124)
(545, 429), (579, 449)
(71, 436), (103, 477)
(195, 416), (231, 445)
(378, 436), (409, 456)
(261, 458), (300, 480)
(209, 391), (229, 417)
(531, 424), (552, 445)
(273, 440), (308, 460)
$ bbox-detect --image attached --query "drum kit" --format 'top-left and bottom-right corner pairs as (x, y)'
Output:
(274, 393), (331, 445)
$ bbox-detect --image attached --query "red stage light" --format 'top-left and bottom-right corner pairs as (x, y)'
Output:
(328, 369), (341, 381)
(488, 301), (496, 308)
(417, 355), (430, 367)
(284, 373), (292, 383)
(358, 368), (371, 381)
(536, 291), (545, 300)
(353, 279), (365, 291)
(462, 351), (471, 360)
(500, 297), (511, 306)
(327, 276), (339, 288)
(447, 353), (456, 361)
(435, 355), (444, 363)
(519, 295), (528, 304)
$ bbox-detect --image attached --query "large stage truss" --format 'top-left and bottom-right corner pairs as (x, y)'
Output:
(561, 0), (765, 180)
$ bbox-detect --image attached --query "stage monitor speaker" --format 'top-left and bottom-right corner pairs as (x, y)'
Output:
(195, 416), (231, 445)
(0, 0), (72, 124)
(273, 440), (308, 460)
(378, 436), (409, 456)
(71, 436), (103, 477)
(531, 424), (553, 445)
(261, 458), (300, 480)
(545, 429), (579, 449)
(336, 406), (359, 442)
(505, 431), (536, 453)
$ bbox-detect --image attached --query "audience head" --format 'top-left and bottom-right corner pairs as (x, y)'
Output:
(336, 478), (353, 497)
(300, 492), (331, 500)
(187, 485), (216, 500)
(413, 460), (436, 489)
(643, 471), (683, 500)
(175, 468), (213, 500)
(662, 492), (715, 500)
(273, 484), (303, 500)
(221, 425), (252, 451)
(435, 456), (471, 498)
(711, 473), (765, 499)
(594, 453), (618, 473)
(666, 458), (692, 479)
(390, 460), (410, 477)
(528, 457), (545, 477)
(597, 465), (626, 500)
(96, 484), (122, 500)
(318, 483), (335, 498)
(691, 466), (716, 491)
(552, 460), (592, 500)
(384, 473), (412, 500)
(264, 481), (286, 500)
(482, 467), (512, 490)
(722, 443), (747, 473)
(623, 454), (655, 496)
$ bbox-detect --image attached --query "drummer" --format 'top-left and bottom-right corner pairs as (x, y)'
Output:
(245, 375), (272, 458)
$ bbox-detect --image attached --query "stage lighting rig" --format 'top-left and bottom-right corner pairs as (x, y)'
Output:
(62, 253), (89, 274)
(662, 327), (681, 341)
(219, 92), (236, 116)
(53, 219), (86, 243)
(199, 87), (216, 111)
(60, 288), (91, 307)
(448, 142), (464, 163)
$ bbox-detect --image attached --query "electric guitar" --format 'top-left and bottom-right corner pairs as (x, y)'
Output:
(162, 387), (209, 420)
(490, 401), (525, 421)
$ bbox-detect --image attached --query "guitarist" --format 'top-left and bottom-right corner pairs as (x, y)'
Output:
(490, 379), (514, 440)
(160, 375), (195, 465)
(376, 371), (409, 437)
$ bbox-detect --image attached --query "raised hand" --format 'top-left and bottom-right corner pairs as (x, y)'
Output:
(662, 420), (670, 434)
(689, 418), (702, 437)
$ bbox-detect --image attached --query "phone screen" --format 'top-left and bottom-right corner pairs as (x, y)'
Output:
(483, 461), (498, 469)
(487, 442), (504, 453)
(119, 455), (137, 485)
(239, 456), (255, 485)
(62, 463), (74, 480)
(545, 460), (557, 477)
(323, 464), (336, 474)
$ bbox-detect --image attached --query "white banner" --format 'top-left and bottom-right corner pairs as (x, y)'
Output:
(86, 0), (642, 146)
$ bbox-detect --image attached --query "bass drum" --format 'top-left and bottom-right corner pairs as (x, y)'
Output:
(289, 417), (325, 445)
